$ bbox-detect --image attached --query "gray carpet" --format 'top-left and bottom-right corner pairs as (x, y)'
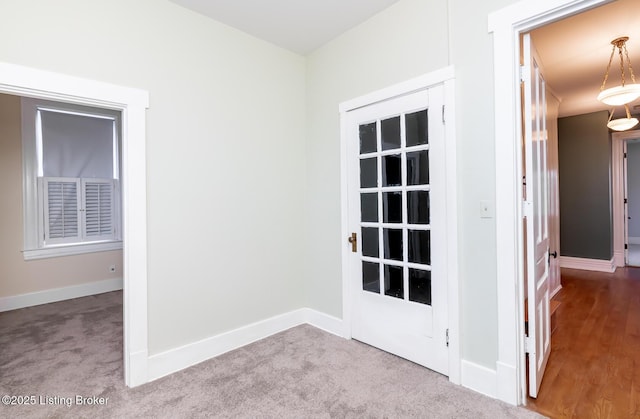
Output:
(0, 292), (545, 418)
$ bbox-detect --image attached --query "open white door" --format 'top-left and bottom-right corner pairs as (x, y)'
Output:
(522, 33), (551, 399)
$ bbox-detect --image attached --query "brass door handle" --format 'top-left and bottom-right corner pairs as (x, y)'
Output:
(348, 232), (357, 253)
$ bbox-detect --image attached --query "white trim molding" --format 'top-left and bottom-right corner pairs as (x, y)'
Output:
(559, 256), (616, 273)
(23, 241), (123, 260)
(148, 308), (344, 382)
(612, 130), (640, 269)
(461, 360), (497, 399)
(0, 278), (123, 312)
(0, 61), (150, 388)
(304, 309), (344, 337)
(489, 0), (613, 406)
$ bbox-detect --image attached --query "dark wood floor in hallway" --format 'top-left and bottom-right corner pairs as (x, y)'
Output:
(526, 267), (640, 419)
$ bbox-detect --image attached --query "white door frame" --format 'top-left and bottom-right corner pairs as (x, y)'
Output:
(489, 0), (614, 405)
(613, 130), (640, 267)
(0, 62), (150, 387)
(339, 66), (460, 385)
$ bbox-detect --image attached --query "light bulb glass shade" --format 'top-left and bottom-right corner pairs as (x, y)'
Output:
(597, 83), (640, 105)
(607, 117), (639, 131)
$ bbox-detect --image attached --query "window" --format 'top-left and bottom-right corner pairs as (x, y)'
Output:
(21, 99), (122, 260)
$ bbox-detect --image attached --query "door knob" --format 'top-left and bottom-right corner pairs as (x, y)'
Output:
(348, 232), (357, 253)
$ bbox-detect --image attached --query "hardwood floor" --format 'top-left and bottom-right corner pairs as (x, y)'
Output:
(526, 267), (640, 419)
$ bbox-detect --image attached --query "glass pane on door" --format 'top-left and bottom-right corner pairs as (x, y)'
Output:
(357, 108), (432, 305)
(363, 262), (380, 293)
(406, 110), (428, 147)
(360, 122), (377, 154)
(384, 265), (403, 299)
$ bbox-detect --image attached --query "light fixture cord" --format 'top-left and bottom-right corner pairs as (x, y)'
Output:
(626, 104), (632, 119)
(623, 43), (637, 84)
(600, 45), (616, 91)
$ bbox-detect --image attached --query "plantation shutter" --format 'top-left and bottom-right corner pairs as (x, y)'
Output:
(44, 178), (81, 243)
(83, 180), (115, 240)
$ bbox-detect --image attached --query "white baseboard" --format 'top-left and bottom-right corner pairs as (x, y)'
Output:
(559, 256), (615, 273)
(613, 250), (625, 269)
(127, 349), (149, 388)
(496, 361), (518, 405)
(303, 308), (344, 337)
(629, 237), (640, 245)
(0, 277), (123, 312)
(461, 360), (497, 399)
(147, 308), (344, 382)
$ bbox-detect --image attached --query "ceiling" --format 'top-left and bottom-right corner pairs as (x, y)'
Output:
(170, 0), (401, 55)
(532, 0), (640, 118)
(170, 0), (640, 119)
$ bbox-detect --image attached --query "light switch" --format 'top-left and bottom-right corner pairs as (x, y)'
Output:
(480, 200), (494, 218)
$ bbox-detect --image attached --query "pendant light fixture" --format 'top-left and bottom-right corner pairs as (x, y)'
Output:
(607, 104), (639, 131)
(597, 36), (640, 106)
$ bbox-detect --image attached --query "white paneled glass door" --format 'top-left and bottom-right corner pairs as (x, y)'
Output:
(346, 86), (448, 375)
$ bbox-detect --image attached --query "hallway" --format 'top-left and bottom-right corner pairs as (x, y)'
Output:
(526, 267), (640, 418)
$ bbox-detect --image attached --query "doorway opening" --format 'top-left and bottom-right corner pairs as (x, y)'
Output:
(612, 130), (640, 267)
(0, 92), (126, 386)
(490, 0), (619, 406)
(0, 62), (149, 387)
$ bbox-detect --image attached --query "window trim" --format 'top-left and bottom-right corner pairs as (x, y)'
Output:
(23, 240), (123, 260)
(21, 98), (122, 260)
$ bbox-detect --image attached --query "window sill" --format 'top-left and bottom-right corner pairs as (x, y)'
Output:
(23, 241), (123, 260)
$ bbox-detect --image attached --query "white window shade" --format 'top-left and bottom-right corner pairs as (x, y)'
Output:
(40, 110), (114, 179)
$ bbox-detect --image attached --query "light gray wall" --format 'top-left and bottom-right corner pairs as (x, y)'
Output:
(304, 0), (449, 320)
(0, 0), (307, 355)
(627, 141), (640, 239)
(558, 111), (613, 260)
(0, 0), (524, 375)
(448, 0), (519, 367)
(306, 0), (519, 371)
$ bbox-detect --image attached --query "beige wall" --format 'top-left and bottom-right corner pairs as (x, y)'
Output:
(0, 93), (122, 299)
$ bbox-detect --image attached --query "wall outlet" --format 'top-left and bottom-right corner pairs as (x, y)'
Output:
(109, 265), (116, 273)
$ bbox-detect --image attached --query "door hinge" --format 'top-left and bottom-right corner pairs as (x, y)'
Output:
(446, 328), (449, 347)
(522, 200), (533, 218)
(625, 152), (628, 158)
(519, 65), (527, 83)
(625, 198), (628, 204)
(524, 336), (533, 354)
(626, 243), (629, 250)
(442, 105), (446, 124)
